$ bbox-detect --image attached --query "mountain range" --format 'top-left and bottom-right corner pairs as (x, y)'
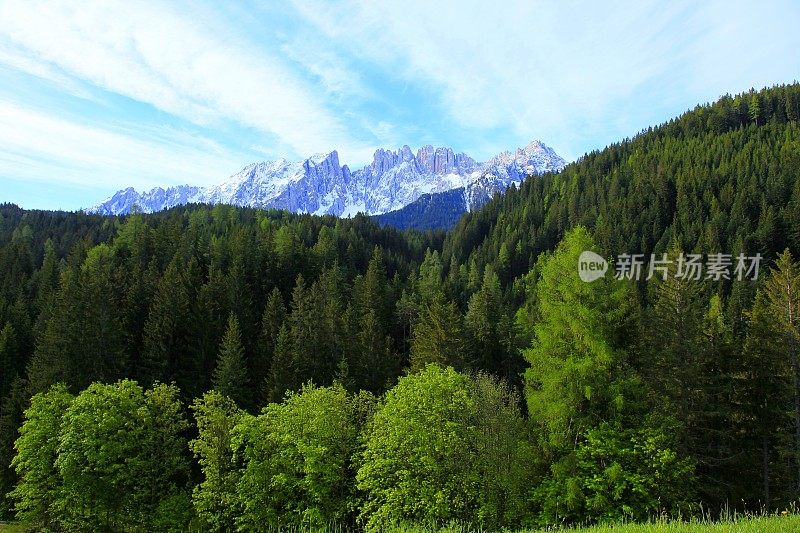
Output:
(89, 140), (566, 228)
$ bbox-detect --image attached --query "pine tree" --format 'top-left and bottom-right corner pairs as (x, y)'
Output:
(750, 94), (762, 125)
(741, 290), (793, 508)
(74, 244), (127, 385)
(409, 294), (469, 372)
(699, 295), (739, 505)
(256, 288), (286, 402)
(33, 239), (60, 318)
(213, 313), (249, 407)
(762, 249), (800, 492)
(465, 267), (505, 375)
(355, 309), (398, 393)
(26, 268), (80, 395)
(0, 323), (17, 401)
(140, 255), (190, 388)
(350, 249), (398, 392)
(264, 324), (296, 404)
(642, 244), (708, 459)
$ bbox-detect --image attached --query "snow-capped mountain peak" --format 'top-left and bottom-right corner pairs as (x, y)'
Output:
(88, 140), (567, 217)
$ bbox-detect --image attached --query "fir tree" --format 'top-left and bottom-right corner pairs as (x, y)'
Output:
(213, 313), (249, 407)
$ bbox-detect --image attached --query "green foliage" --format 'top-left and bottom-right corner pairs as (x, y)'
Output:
(11, 381), (189, 532)
(233, 383), (357, 529)
(357, 365), (534, 531)
(523, 227), (635, 451)
(56, 380), (189, 531)
(10, 384), (73, 530)
(189, 390), (245, 532)
(536, 421), (695, 525)
(410, 295), (469, 371)
(3, 83), (800, 526)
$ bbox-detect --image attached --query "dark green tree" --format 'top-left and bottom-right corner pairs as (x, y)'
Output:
(213, 313), (250, 408)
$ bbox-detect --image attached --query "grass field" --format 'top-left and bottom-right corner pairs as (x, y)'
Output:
(1, 515), (798, 532)
(385, 514), (800, 533)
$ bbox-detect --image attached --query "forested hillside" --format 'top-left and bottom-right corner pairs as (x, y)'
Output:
(1, 83), (800, 531)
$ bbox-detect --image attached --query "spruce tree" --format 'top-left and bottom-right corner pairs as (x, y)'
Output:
(465, 267), (505, 375)
(642, 244), (708, 460)
(213, 313), (249, 407)
(264, 324), (296, 404)
(741, 290), (793, 507)
(409, 294), (469, 372)
(140, 255), (190, 388)
(762, 249), (800, 492)
(256, 288), (286, 402)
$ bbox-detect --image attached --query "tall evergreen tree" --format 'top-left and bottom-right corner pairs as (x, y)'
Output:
(465, 267), (510, 376)
(740, 290), (793, 508)
(213, 313), (249, 408)
(641, 245), (709, 461)
(523, 227), (636, 451)
(140, 254), (190, 388)
(74, 244), (127, 385)
(762, 249), (800, 492)
(26, 268), (80, 395)
(256, 288), (286, 403)
(409, 294), (469, 372)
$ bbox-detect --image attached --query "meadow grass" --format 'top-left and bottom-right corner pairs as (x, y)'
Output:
(3, 513), (799, 532)
(380, 513), (799, 533)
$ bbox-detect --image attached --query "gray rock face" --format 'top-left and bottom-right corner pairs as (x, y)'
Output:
(88, 140), (567, 217)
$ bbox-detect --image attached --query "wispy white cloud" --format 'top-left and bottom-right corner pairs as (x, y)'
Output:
(0, 100), (246, 199)
(289, 0), (799, 160)
(0, 0), (376, 160)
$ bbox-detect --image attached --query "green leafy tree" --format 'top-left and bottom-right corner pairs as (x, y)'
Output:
(357, 365), (533, 530)
(10, 383), (74, 530)
(468, 372), (536, 530)
(234, 383), (357, 529)
(190, 390), (246, 532)
(55, 380), (189, 531)
(357, 365), (473, 529)
(141, 383), (192, 530)
(536, 421), (695, 524)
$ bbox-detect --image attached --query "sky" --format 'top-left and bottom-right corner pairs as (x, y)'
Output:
(0, 0), (798, 211)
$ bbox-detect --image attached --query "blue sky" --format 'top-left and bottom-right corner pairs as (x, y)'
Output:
(0, 0), (798, 211)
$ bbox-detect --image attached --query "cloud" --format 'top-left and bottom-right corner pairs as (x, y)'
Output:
(0, 100), (247, 198)
(288, 0), (799, 160)
(0, 0), (376, 159)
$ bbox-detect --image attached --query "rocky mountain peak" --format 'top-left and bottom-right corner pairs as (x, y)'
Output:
(88, 140), (567, 218)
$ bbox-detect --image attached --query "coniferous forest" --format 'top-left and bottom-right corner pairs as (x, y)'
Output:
(1, 83), (800, 531)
